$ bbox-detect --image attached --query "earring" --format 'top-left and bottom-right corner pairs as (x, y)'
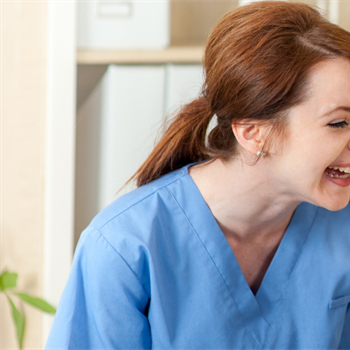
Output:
(257, 150), (267, 158)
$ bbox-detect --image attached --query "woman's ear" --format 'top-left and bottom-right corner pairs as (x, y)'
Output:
(231, 121), (266, 155)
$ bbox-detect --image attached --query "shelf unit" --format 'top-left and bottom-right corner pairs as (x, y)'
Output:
(76, 0), (239, 107)
(76, 46), (204, 107)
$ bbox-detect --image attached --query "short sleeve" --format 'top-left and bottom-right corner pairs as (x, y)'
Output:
(45, 227), (151, 350)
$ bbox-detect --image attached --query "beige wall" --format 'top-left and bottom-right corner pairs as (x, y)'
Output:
(340, 1), (350, 32)
(1, 2), (47, 349)
(171, 1), (238, 46)
(170, 0), (350, 46)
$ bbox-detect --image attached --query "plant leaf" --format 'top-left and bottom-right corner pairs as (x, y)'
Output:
(14, 292), (56, 314)
(7, 295), (25, 349)
(0, 271), (18, 291)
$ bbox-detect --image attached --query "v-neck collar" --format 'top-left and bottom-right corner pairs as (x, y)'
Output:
(169, 164), (319, 349)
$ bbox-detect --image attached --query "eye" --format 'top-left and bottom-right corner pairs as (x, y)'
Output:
(328, 120), (349, 128)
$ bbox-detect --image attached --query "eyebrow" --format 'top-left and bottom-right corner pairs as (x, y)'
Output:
(324, 106), (350, 117)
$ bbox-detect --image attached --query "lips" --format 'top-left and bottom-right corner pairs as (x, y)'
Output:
(324, 168), (350, 187)
(327, 163), (350, 168)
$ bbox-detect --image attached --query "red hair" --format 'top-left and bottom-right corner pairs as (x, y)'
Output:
(134, 1), (350, 187)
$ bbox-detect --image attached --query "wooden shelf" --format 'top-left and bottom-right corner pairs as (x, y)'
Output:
(77, 46), (205, 64)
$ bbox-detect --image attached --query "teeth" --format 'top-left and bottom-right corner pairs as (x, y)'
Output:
(328, 166), (350, 174)
(325, 171), (350, 178)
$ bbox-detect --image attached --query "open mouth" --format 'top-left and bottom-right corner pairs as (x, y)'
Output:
(325, 166), (350, 179)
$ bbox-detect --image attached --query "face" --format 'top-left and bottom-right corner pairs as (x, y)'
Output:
(271, 58), (350, 211)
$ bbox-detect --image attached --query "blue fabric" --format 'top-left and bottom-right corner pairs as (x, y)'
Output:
(46, 164), (350, 349)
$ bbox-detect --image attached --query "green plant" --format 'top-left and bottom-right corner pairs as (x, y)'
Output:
(0, 269), (56, 349)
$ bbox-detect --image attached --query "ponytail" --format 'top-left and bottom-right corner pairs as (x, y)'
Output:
(134, 97), (213, 187)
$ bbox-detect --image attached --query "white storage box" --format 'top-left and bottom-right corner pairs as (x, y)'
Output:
(77, 0), (170, 50)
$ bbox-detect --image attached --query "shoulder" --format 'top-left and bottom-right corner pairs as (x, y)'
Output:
(75, 166), (196, 294)
(76, 165), (193, 272)
(89, 166), (188, 232)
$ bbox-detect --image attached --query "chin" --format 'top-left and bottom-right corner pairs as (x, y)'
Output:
(315, 196), (350, 212)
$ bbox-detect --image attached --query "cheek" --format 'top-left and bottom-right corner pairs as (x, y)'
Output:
(278, 140), (329, 181)
(272, 126), (345, 181)
(288, 130), (341, 167)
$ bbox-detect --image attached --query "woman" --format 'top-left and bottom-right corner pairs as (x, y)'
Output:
(46, 1), (350, 349)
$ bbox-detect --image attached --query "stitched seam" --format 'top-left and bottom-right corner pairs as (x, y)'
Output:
(262, 206), (320, 349)
(97, 172), (187, 231)
(166, 186), (262, 350)
(91, 226), (150, 299)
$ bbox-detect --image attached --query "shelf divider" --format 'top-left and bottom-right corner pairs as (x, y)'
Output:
(77, 46), (205, 64)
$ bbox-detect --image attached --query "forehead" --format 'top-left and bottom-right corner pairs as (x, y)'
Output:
(306, 58), (350, 117)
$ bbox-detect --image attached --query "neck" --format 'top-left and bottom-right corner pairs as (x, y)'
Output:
(189, 158), (300, 242)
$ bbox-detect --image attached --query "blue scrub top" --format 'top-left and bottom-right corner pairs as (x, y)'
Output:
(46, 164), (350, 349)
